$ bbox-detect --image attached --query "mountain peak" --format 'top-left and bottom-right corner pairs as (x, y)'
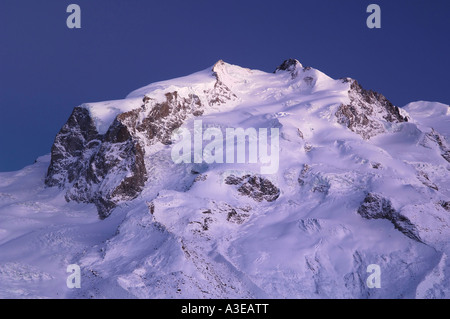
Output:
(212, 59), (227, 69)
(274, 58), (303, 73)
(211, 59), (251, 76)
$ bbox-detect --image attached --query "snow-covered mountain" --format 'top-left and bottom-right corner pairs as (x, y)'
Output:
(0, 59), (449, 298)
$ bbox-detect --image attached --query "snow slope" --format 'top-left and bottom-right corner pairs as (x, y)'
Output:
(0, 59), (449, 299)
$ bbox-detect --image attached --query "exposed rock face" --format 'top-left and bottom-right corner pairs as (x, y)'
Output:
(425, 129), (450, 163)
(440, 201), (450, 211)
(274, 58), (303, 78)
(210, 60), (239, 104)
(225, 174), (280, 202)
(274, 58), (300, 72)
(46, 107), (100, 187)
(357, 193), (422, 242)
(226, 208), (249, 225)
(46, 63), (237, 218)
(46, 106), (148, 218)
(336, 80), (408, 139)
(137, 91), (204, 145)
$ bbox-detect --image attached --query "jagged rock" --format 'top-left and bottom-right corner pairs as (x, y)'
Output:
(371, 162), (382, 169)
(274, 58), (304, 79)
(200, 217), (213, 231)
(274, 58), (301, 71)
(210, 61), (239, 105)
(47, 108), (148, 218)
(440, 201), (450, 211)
(46, 62), (237, 218)
(226, 208), (249, 225)
(357, 193), (422, 242)
(46, 107), (100, 187)
(336, 80), (407, 139)
(225, 174), (280, 202)
(137, 91), (205, 145)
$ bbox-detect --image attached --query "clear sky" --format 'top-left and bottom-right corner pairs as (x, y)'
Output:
(1, 0), (449, 172)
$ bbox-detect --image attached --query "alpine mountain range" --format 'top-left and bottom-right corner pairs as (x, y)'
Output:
(0, 59), (449, 299)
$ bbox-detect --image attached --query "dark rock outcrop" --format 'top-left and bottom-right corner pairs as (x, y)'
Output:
(47, 107), (148, 219)
(336, 80), (407, 139)
(357, 193), (422, 242)
(274, 58), (304, 79)
(440, 201), (450, 211)
(137, 92), (204, 145)
(274, 58), (301, 72)
(225, 174), (280, 202)
(46, 107), (101, 187)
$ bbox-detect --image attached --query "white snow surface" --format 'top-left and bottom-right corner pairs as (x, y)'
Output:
(403, 101), (450, 138)
(1, 60), (449, 299)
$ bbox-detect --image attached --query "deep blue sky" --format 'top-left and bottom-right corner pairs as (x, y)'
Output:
(1, 0), (449, 172)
